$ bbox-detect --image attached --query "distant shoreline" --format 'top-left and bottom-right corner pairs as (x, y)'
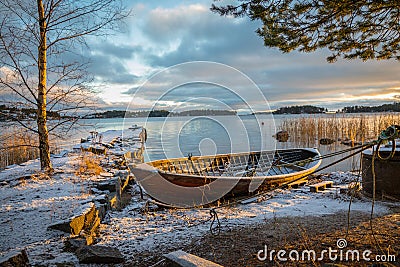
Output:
(2, 103), (400, 121)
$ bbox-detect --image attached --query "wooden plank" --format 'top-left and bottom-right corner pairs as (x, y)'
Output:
(164, 250), (223, 267)
(310, 181), (334, 192)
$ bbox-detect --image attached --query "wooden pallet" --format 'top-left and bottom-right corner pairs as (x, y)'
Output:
(285, 179), (308, 189)
(309, 181), (334, 192)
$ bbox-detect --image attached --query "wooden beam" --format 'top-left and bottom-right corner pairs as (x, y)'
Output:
(164, 250), (223, 267)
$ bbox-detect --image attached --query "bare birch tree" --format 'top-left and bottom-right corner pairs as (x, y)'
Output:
(0, 0), (129, 171)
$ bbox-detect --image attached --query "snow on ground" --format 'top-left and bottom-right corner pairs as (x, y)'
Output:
(73, 127), (144, 156)
(96, 171), (391, 264)
(0, 155), (97, 265)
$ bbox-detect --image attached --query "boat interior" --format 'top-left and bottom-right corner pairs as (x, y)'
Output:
(148, 149), (320, 177)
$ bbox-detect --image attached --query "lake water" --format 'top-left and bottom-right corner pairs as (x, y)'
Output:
(69, 114), (362, 173)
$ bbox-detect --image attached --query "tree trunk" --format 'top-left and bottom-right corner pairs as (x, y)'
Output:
(37, 0), (52, 171)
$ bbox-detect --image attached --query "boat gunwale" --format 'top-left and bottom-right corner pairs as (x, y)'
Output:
(138, 148), (322, 180)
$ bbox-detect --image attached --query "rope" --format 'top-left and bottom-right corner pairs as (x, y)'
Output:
(375, 125), (400, 160)
(275, 142), (376, 169)
(213, 142), (375, 210)
(209, 209), (221, 236)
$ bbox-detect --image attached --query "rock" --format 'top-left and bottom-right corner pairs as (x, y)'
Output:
(319, 138), (335, 145)
(90, 187), (108, 195)
(75, 246), (124, 264)
(0, 249), (29, 267)
(64, 238), (87, 252)
(164, 250), (223, 267)
(94, 194), (108, 204)
(273, 131), (289, 142)
(48, 202), (96, 235)
(95, 178), (118, 191)
(81, 214), (101, 245)
(99, 172), (114, 178)
(95, 202), (108, 220)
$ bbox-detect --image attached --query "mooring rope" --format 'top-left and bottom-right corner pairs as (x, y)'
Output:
(209, 209), (221, 236)
(375, 125), (400, 160)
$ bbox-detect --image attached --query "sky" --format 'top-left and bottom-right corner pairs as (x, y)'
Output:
(85, 0), (400, 112)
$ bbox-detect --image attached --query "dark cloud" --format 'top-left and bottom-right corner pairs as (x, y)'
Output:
(143, 6), (265, 67)
(91, 42), (142, 59)
(87, 53), (139, 84)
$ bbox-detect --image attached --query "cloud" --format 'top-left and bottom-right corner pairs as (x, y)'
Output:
(141, 4), (263, 67)
(92, 42), (142, 59)
(79, 1), (400, 110)
(87, 48), (139, 85)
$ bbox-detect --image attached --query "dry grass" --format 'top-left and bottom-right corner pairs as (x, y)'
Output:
(0, 128), (39, 169)
(75, 152), (103, 176)
(279, 113), (400, 146)
(0, 126), (65, 170)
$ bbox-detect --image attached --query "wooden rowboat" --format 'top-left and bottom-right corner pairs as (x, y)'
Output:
(128, 148), (321, 207)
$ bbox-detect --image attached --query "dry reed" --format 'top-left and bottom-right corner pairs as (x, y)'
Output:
(0, 128), (39, 169)
(278, 113), (400, 146)
(0, 126), (65, 170)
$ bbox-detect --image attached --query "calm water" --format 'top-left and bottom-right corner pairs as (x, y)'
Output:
(68, 114), (361, 173)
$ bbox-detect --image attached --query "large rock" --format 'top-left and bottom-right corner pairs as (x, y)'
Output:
(48, 202), (96, 235)
(95, 178), (118, 191)
(64, 238), (87, 252)
(0, 250), (29, 267)
(273, 131), (289, 142)
(75, 246), (124, 264)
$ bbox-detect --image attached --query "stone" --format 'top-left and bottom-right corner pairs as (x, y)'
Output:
(95, 202), (108, 220)
(164, 250), (223, 267)
(48, 203), (96, 235)
(64, 238), (87, 252)
(75, 246), (124, 264)
(95, 178), (118, 191)
(94, 194), (108, 204)
(319, 138), (335, 145)
(81, 215), (101, 245)
(273, 131), (289, 142)
(0, 249), (29, 267)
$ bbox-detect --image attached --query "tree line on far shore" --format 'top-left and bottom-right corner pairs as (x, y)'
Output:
(272, 102), (400, 114)
(3, 102), (400, 121)
(86, 109), (237, 118)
